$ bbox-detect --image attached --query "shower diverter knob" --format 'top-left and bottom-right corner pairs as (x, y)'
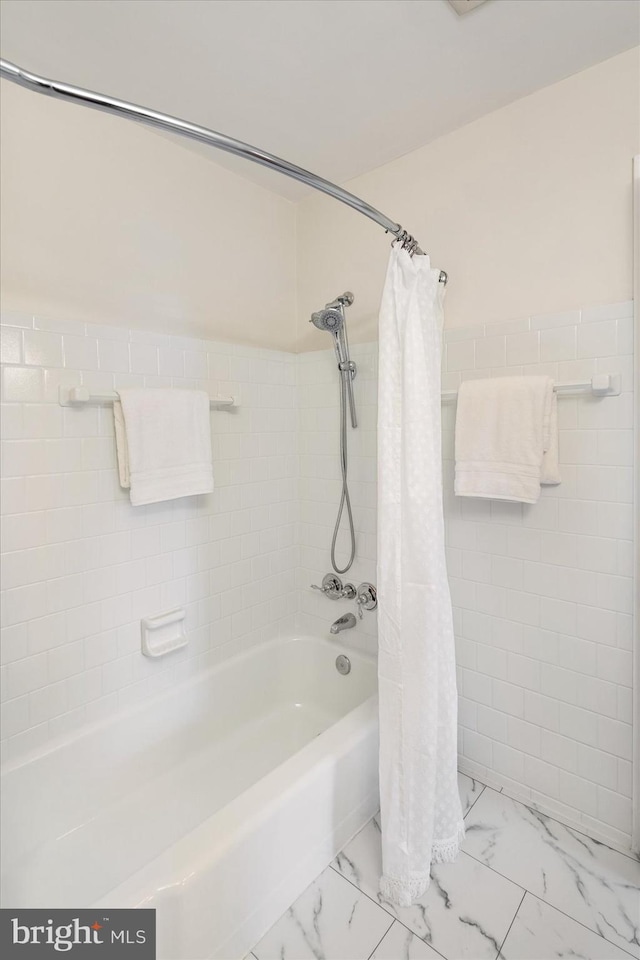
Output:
(310, 574), (343, 599)
(356, 583), (377, 619)
(310, 574), (356, 600)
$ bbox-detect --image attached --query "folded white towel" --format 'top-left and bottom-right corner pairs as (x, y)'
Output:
(541, 389), (561, 486)
(114, 389), (214, 506)
(454, 376), (560, 504)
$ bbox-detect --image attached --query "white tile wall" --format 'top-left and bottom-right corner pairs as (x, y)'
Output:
(295, 300), (635, 852)
(1, 315), (298, 765)
(0, 300), (635, 853)
(441, 301), (635, 850)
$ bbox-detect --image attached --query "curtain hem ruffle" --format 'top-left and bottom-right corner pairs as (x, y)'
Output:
(379, 821), (466, 906)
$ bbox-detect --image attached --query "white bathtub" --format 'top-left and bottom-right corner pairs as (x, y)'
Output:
(1, 635), (379, 959)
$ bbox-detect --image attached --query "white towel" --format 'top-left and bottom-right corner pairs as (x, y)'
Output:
(541, 389), (561, 486)
(114, 389), (214, 506)
(454, 376), (560, 504)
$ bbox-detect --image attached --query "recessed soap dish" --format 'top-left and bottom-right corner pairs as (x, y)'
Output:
(141, 608), (187, 658)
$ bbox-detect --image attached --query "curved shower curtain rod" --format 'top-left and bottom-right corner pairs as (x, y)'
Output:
(0, 57), (447, 284)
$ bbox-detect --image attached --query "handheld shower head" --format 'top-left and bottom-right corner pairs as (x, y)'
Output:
(309, 290), (358, 576)
(309, 292), (354, 333)
(309, 292), (357, 431)
(310, 307), (344, 333)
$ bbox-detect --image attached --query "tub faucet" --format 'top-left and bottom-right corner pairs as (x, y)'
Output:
(330, 613), (357, 635)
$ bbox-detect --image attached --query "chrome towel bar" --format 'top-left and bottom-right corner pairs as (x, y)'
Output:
(59, 386), (236, 408)
(59, 375), (620, 410)
(441, 374), (620, 403)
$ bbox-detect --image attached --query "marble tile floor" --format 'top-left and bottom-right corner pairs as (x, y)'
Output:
(248, 774), (640, 960)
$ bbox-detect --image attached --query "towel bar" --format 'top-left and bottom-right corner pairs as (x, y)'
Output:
(441, 374), (621, 403)
(60, 376), (619, 409)
(59, 386), (236, 408)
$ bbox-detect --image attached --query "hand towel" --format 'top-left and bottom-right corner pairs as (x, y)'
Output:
(114, 389), (214, 506)
(454, 375), (560, 504)
(541, 389), (561, 485)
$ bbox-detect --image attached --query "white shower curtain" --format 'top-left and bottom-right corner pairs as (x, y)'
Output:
(377, 246), (464, 906)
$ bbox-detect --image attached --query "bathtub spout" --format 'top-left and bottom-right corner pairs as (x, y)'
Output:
(330, 613), (357, 634)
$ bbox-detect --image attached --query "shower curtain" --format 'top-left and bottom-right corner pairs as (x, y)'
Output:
(377, 246), (464, 907)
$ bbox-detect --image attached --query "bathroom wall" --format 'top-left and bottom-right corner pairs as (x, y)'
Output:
(296, 47), (640, 350)
(1, 309), (633, 847)
(296, 302), (634, 851)
(0, 83), (297, 351)
(1, 37), (637, 851)
(442, 303), (635, 852)
(5, 48), (637, 356)
(0, 313), (298, 765)
(292, 48), (638, 851)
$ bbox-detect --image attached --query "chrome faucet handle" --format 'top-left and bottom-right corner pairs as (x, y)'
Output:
(356, 583), (377, 619)
(340, 583), (357, 601)
(310, 574), (343, 599)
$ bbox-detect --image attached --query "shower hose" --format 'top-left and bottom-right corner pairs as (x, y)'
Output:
(331, 369), (356, 574)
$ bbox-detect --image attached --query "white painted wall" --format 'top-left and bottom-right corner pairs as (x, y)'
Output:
(0, 83), (297, 351)
(297, 49), (640, 351)
(3, 49), (638, 353)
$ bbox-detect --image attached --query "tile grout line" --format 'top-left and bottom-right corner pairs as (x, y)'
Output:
(519, 890), (640, 960)
(459, 841), (637, 953)
(383, 916), (450, 960)
(468, 785), (640, 865)
(364, 916), (396, 960)
(341, 786), (638, 960)
(323, 782), (493, 958)
(462, 782), (487, 819)
(335, 844), (637, 960)
(328, 863), (418, 941)
(573, 833), (640, 866)
(462, 803), (639, 957)
(328, 863), (463, 960)
(329, 863), (390, 916)
(494, 889), (527, 960)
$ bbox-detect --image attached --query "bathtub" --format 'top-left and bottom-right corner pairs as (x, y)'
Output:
(1, 635), (379, 959)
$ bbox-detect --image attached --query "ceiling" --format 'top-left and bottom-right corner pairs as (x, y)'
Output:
(1, 0), (638, 199)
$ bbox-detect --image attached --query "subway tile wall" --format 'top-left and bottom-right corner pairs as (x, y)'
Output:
(295, 301), (635, 852)
(448, 303), (635, 851)
(0, 314), (298, 766)
(0, 301), (635, 853)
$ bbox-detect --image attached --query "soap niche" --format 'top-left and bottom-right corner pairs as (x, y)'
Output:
(141, 609), (187, 658)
